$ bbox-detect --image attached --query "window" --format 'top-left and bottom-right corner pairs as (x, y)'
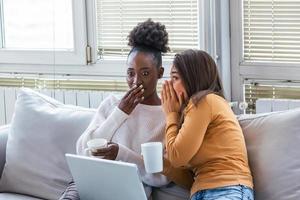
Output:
(0, 0), (87, 65)
(95, 0), (199, 59)
(244, 0), (300, 63)
(0, 0), (212, 77)
(245, 81), (300, 113)
(2, 0), (73, 49)
(230, 0), (300, 112)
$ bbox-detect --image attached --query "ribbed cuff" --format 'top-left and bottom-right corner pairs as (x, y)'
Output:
(115, 143), (130, 161)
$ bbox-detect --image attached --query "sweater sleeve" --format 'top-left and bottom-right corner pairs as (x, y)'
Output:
(76, 96), (129, 155)
(116, 144), (170, 187)
(165, 98), (212, 168)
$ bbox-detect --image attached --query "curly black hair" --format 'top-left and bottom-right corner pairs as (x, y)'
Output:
(127, 19), (169, 68)
(128, 19), (169, 53)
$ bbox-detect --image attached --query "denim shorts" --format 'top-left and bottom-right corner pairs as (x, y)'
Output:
(190, 185), (254, 200)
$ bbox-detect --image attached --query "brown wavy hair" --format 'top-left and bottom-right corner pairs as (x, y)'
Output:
(173, 49), (224, 106)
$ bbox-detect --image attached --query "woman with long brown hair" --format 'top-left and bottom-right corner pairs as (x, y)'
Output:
(161, 49), (254, 200)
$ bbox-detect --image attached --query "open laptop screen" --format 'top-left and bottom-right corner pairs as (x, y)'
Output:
(65, 154), (147, 200)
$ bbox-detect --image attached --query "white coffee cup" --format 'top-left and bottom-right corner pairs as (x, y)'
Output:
(87, 138), (108, 153)
(141, 142), (163, 173)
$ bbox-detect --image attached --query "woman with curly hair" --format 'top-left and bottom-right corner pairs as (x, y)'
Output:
(60, 19), (192, 200)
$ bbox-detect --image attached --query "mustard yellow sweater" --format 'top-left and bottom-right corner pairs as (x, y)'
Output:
(164, 94), (253, 196)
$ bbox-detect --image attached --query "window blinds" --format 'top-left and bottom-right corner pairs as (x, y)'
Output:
(243, 0), (300, 63)
(244, 83), (300, 113)
(96, 0), (199, 58)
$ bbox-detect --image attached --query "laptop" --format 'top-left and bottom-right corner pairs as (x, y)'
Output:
(65, 154), (148, 200)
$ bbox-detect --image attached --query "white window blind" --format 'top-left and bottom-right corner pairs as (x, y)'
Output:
(243, 0), (300, 63)
(244, 82), (300, 113)
(96, 0), (199, 58)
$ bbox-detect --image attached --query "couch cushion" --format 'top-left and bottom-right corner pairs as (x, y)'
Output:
(238, 109), (300, 200)
(0, 88), (95, 200)
(152, 182), (190, 200)
(0, 193), (42, 200)
(0, 125), (9, 178)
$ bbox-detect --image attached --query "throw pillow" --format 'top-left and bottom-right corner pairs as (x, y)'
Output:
(0, 88), (95, 200)
(238, 109), (300, 200)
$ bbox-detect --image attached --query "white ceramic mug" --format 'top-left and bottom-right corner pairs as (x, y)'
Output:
(141, 142), (163, 173)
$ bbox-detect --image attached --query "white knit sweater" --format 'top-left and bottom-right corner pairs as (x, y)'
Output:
(76, 95), (169, 196)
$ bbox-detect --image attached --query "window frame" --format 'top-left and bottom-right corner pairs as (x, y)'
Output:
(0, 0), (216, 81)
(85, 0), (214, 77)
(230, 0), (300, 104)
(0, 0), (4, 48)
(0, 0), (87, 65)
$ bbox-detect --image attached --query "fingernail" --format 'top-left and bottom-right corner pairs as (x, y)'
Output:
(141, 96), (144, 100)
(139, 85), (143, 88)
(141, 89), (144, 93)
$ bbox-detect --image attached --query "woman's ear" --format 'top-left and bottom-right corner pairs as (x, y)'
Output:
(158, 67), (164, 79)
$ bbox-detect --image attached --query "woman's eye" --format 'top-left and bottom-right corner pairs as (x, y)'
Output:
(127, 71), (134, 77)
(172, 76), (178, 81)
(142, 71), (149, 76)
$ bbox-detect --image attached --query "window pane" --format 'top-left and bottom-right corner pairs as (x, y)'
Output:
(243, 0), (300, 63)
(3, 0), (73, 49)
(244, 82), (300, 114)
(96, 0), (199, 58)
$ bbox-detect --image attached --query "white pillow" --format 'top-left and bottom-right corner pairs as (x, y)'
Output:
(0, 88), (95, 200)
(238, 109), (300, 200)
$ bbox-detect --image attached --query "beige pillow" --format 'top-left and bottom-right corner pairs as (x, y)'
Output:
(238, 109), (300, 200)
(0, 88), (95, 200)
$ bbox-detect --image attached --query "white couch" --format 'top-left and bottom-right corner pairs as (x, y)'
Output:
(0, 88), (300, 200)
(0, 88), (189, 200)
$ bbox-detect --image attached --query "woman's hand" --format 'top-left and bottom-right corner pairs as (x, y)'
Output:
(91, 142), (119, 160)
(161, 81), (183, 115)
(118, 84), (144, 114)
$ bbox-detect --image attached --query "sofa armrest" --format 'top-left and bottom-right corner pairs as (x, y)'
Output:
(0, 125), (9, 178)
